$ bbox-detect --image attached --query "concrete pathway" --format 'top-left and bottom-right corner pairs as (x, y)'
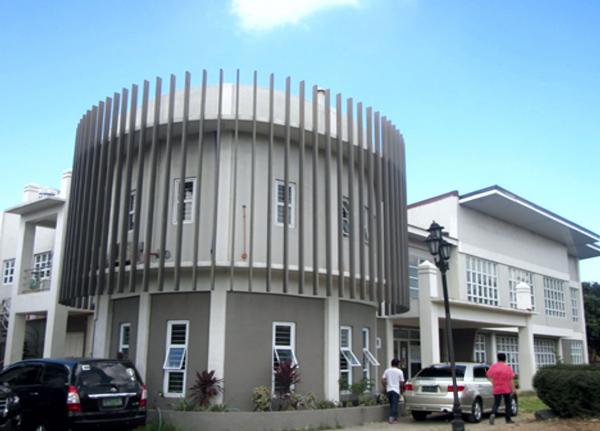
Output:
(343, 412), (533, 431)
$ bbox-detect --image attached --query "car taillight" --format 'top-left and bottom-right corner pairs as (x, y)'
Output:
(447, 385), (465, 392)
(140, 384), (147, 409)
(404, 383), (413, 391)
(67, 385), (81, 412)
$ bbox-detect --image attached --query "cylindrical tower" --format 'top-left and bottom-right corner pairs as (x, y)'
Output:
(59, 70), (408, 407)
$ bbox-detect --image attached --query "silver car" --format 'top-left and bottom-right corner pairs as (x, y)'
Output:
(404, 362), (518, 423)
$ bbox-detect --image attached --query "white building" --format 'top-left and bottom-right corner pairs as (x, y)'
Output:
(0, 173), (93, 367)
(389, 186), (598, 390)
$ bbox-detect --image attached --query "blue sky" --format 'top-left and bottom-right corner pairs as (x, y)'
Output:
(1, 0), (599, 280)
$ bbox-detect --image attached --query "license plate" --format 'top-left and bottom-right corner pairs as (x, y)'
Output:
(101, 397), (123, 407)
(421, 385), (438, 393)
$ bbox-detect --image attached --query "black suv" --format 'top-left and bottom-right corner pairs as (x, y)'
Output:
(0, 358), (146, 430)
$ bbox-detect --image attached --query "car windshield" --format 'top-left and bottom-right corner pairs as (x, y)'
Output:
(416, 365), (466, 379)
(76, 362), (138, 387)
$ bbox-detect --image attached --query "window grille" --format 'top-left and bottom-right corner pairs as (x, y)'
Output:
(534, 338), (557, 369)
(2, 259), (15, 285)
(173, 178), (196, 224)
(275, 180), (296, 227)
(163, 321), (189, 397)
(570, 287), (579, 322)
(466, 256), (498, 306)
(543, 277), (566, 317)
(473, 333), (486, 363)
(508, 267), (534, 309)
(496, 335), (519, 374)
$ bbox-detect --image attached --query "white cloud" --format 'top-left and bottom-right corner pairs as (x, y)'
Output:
(231, 0), (359, 31)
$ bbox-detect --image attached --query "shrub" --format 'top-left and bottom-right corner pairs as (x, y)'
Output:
(358, 393), (377, 406)
(350, 378), (373, 396)
(533, 364), (600, 417)
(316, 399), (338, 409)
(171, 398), (199, 411)
(189, 370), (224, 408)
(274, 361), (301, 396)
(252, 386), (273, 411)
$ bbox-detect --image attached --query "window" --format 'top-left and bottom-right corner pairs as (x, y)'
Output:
(33, 251), (52, 280)
(41, 364), (69, 388)
(361, 328), (379, 382)
(496, 335), (519, 374)
(543, 277), (566, 317)
(162, 320), (189, 397)
(534, 338), (557, 369)
(508, 267), (535, 310)
(466, 256), (498, 306)
(340, 326), (361, 388)
(570, 287), (579, 322)
(570, 342), (584, 364)
(173, 178), (196, 224)
(473, 366), (489, 379)
(473, 333), (486, 363)
(342, 197), (350, 237)
(272, 322), (298, 392)
(118, 323), (131, 359)
(0, 365), (42, 386)
(127, 190), (136, 230)
(408, 255), (425, 298)
(2, 259), (15, 285)
(275, 180), (296, 227)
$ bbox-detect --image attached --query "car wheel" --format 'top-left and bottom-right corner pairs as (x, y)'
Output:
(411, 411), (429, 421)
(34, 425), (48, 431)
(511, 394), (519, 417)
(467, 398), (483, 423)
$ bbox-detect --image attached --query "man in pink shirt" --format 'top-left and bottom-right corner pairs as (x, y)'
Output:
(486, 353), (516, 425)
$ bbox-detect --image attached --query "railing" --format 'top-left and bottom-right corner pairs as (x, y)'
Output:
(20, 268), (52, 294)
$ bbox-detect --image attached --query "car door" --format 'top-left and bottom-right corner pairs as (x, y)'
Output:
(473, 366), (493, 411)
(0, 363), (44, 428)
(39, 363), (70, 429)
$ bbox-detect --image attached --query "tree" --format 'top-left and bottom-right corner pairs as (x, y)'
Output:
(583, 282), (600, 362)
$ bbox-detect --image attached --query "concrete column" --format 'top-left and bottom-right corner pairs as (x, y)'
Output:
(557, 338), (564, 364)
(323, 295), (340, 402)
(44, 206), (69, 358)
(384, 318), (394, 366)
(518, 322), (536, 391)
(419, 260), (440, 367)
(92, 294), (111, 358)
(207, 288), (227, 404)
(490, 333), (497, 363)
(135, 292), (152, 381)
(13, 221), (36, 297)
(4, 313), (26, 365)
(43, 304), (69, 357)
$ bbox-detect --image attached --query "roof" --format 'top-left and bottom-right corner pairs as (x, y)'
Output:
(458, 186), (600, 259)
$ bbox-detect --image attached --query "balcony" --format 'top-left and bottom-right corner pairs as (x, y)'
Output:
(20, 267), (52, 294)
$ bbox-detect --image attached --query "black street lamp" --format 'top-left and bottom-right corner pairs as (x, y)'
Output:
(426, 221), (465, 431)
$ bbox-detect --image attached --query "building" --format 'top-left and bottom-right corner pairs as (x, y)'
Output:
(1, 175), (94, 367)
(54, 70), (408, 409)
(393, 186), (599, 390)
(2, 69), (598, 410)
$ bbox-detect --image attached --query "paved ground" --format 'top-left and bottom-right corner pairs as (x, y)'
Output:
(343, 413), (600, 431)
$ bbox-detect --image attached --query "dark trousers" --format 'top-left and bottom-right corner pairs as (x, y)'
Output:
(387, 391), (400, 420)
(491, 393), (512, 422)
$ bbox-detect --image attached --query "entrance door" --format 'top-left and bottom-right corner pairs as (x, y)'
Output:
(394, 339), (422, 380)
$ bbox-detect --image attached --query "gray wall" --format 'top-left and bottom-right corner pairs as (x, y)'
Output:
(339, 300), (378, 387)
(147, 292), (210, 408)
(224, 292), (325, 411)
(110, 296), (139, 361)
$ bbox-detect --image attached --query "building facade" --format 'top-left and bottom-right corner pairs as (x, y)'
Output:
(56, 70), (409, 409)
(392, 186), (598, 390)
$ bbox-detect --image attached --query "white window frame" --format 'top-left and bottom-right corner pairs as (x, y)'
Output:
(543, 276), (566, 318)
(534, 338), (557, 369)
(342, 196), (351, 237)
(473, 333), (487, 363)
(274, 180), (296, 228)
(340, 326), (361, 388)
(361, 328), (379, 383)
(570, 341), (584, 364)
(33, 251), (53, 280)
(162, 320), (189, 397)
(172, 178), (196, 224)
(466, 255), (498, 306)
(127, 190), (136, 231)
(2, 259), (15, 285)
(508, 267), (535, 310)
(118, 323), (131, 359)
(408, 255), (425, 298)
(272, 322), (298, 393)
(496, 335), (519, 374)
(570, 287), (579, 322)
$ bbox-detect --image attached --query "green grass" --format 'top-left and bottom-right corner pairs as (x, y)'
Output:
(133, 423), (187, 431)
(518, 391), (548, 414)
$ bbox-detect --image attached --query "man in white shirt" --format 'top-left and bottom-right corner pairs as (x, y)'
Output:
(381, 358), (405, 424)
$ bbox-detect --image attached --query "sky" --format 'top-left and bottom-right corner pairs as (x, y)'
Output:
(0, 0), (599, 281)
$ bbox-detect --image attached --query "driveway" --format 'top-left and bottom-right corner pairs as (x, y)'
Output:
(342, 412), (599, 431)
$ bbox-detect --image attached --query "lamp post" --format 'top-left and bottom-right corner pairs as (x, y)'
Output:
(426, 221), (465, 431)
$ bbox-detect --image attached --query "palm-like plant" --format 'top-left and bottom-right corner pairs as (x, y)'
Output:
(189, 370), (224, 408)
(274, 360), (300, 396)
